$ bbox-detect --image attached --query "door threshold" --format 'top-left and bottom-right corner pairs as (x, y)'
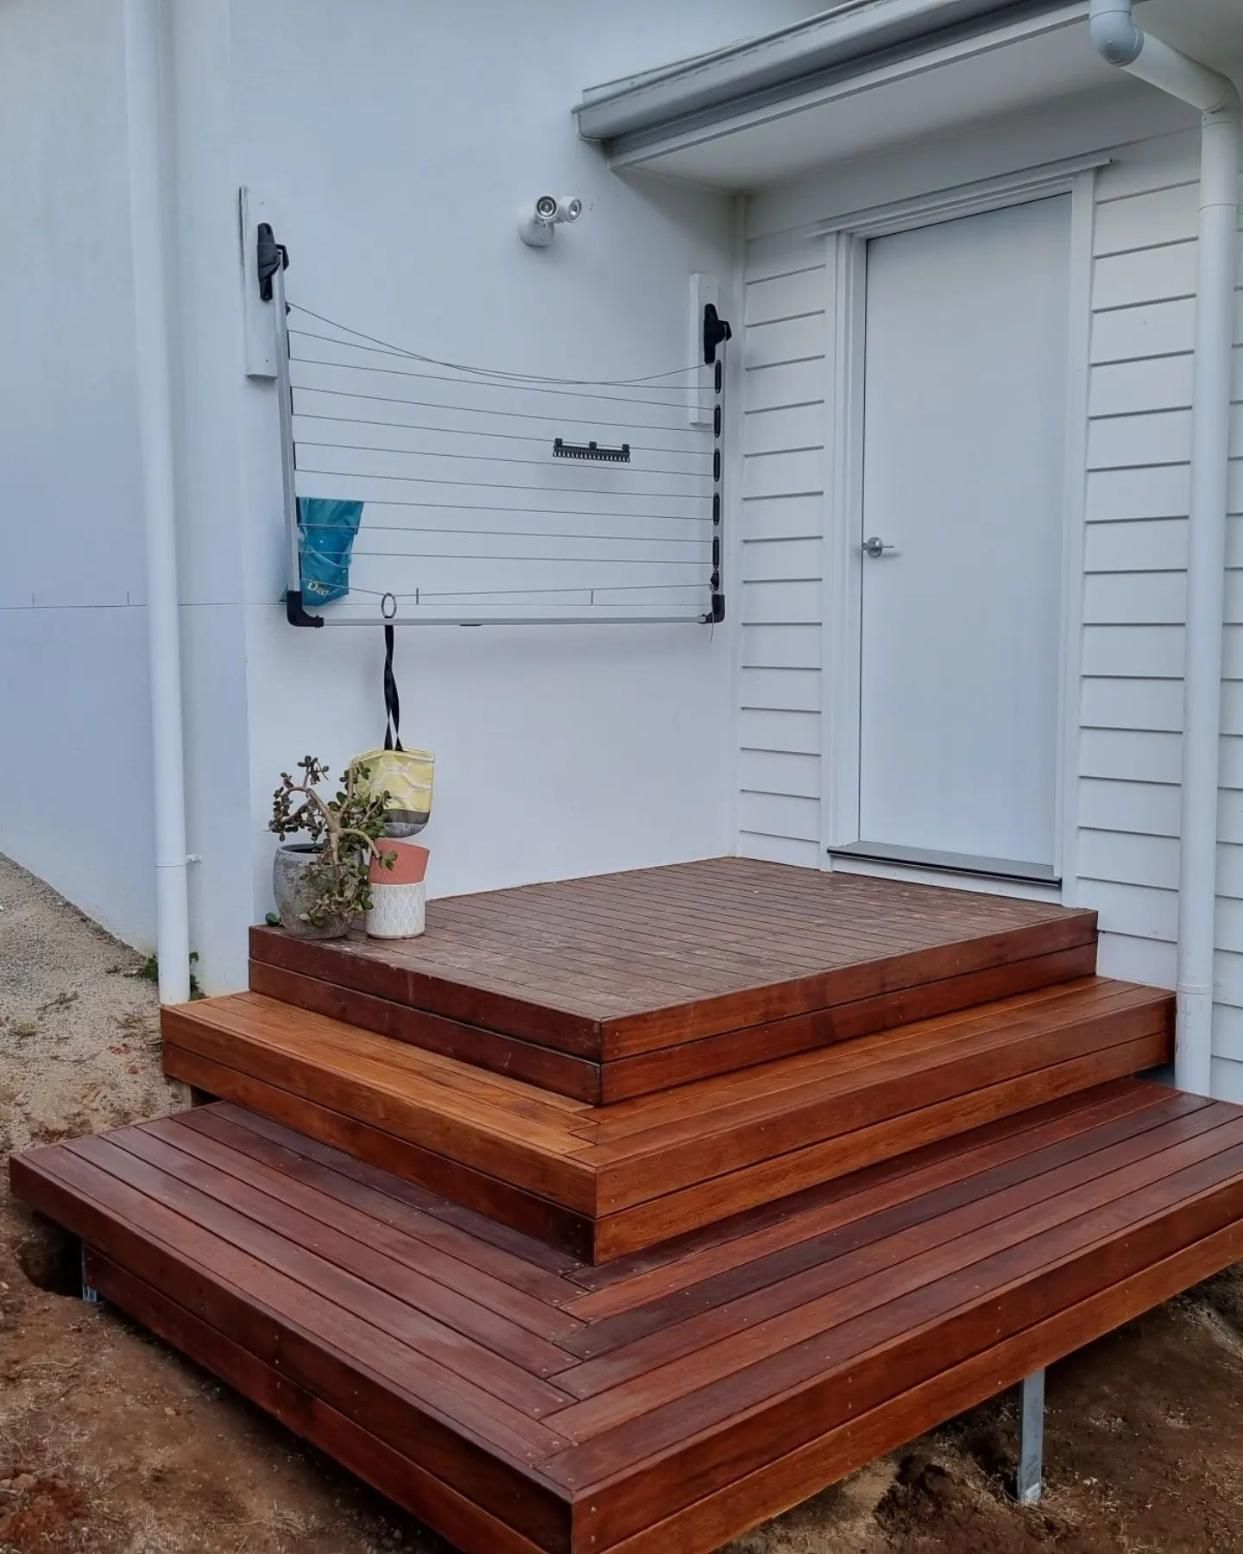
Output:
(828, 842), (1061, 889)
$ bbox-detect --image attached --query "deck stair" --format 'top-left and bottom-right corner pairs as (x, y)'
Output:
(162, 976), (1172, 1262)
(11, 858), (1243, 1554)
(248, 859), (1100, 1102)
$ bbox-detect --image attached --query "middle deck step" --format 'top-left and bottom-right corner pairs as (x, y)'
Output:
(164, 977), (1173, 1263)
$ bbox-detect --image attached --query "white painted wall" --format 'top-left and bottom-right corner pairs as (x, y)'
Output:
(0, 0), (156, 944)
(0, 0), (819, 989)
(12, 0), (1240, 1064)
(222, 0), (824, 978)
(738, 90), (1243, 1096)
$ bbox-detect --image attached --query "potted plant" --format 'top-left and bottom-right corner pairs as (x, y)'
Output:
(366, 839), (430, 939)
(269, 755), (394, 939)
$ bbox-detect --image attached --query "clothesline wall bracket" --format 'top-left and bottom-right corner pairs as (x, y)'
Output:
(552, 438), (632, 463)
(258, 224), (324, 628)
(258, 223), (729, 629)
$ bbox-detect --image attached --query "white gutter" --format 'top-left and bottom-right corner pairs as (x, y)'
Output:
(1089, 0), (1240, 1096)
(577, 0), (1059, 143)
(122, 0), (191, 1006)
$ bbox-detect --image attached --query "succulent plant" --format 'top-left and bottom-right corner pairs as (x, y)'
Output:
(269, 756), (395, 928)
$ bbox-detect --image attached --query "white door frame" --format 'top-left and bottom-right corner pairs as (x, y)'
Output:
(818, 155), (1101, 898)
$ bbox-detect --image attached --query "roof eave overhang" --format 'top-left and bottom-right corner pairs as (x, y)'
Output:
(576, 0), (1091, 152)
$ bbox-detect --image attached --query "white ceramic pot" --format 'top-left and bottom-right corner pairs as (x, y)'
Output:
(366, 879), (426, 939)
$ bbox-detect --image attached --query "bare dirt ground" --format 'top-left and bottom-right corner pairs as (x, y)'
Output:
(4, 853), (1243, 1553)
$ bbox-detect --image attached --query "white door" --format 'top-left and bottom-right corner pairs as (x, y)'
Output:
(855, 195), (1070, 878)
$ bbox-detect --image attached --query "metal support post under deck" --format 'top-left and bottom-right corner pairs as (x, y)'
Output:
(81, 1244), (100, 1306)
(1017, 1368), (1046, 1505)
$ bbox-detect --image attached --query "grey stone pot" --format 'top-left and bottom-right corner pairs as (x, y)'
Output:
(272, 843), (351, 940)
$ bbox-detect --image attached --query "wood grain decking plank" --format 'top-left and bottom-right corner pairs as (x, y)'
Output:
(9, 1148), (574, 1547)
(14, 1081), (1243, 1554)
(590, 1031), (1171, 1259)
(551, 1102), (1240, 1403)
(85, 1253), (565, 1554)
(165, 978), (1172, 1261)
(178, 1105), (586, 1315)
(248, 860), (1096, 1070)
(582, 1216), (1243, 1553)
(578, 984), (1160, 1154)
(582, 1001), (1170, 1211)
(84, 1132), (577, 1416)
(598, 943), (1097, 1100)
(161, 1048), (597, 1260)
(138, 1113), (583, 1348)
(560, 1090), (1214, 1354)
(249, 959), (606, 1102)
(206, 1102), (585, 1280)
(564, 1079), (1165, 1298)
(545, 1139), (1243, 1544)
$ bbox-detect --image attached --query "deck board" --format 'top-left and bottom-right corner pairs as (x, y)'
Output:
(13, 1082), (1243, 1554)
(248, 859), (1098, 1097)
(163, 978), (1173, 1261)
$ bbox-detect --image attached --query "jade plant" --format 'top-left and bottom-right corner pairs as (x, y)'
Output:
(270, 755), (395, 928)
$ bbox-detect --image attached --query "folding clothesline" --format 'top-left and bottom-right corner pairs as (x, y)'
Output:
(260, 225), (729, 629)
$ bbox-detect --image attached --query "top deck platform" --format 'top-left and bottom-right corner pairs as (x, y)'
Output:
(250, 859), (1098, 1100)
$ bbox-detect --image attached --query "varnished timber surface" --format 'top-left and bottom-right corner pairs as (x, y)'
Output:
(163, 979), (1174, 1261)
(14, 1082), (1243, 1554)
(250, 860), (1098, 1096)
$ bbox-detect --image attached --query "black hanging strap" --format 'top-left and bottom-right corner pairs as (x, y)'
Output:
(383, 622), (403, 751)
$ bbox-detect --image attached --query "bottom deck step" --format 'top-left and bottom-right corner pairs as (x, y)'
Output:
(12, 1079), (1243, 1554)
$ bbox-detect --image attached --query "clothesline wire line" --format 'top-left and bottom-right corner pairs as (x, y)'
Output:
(344, 581), (706, 600)
(291, 382), (711, 437)
(294, 437), (711, 479)
(289, 352), (711, 411)
(287, 302), (716, 387)
(300, 520), (709, 545)
(292, 410), (712, 459)
(297, 494), (712, 524)
(295, 464), (709, 501)
(311, 547), (709, 566)
(289, 328), (710, 391)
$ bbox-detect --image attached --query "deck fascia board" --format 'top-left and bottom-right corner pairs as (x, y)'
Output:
(13, 1087), (1243, 1554)
(568, 1216), (1243, 1554)
(594, 913), (1100, 1056)
(8, 1153), (574, 1551)
(247, 860), (1100, 1097)
(550, 1152), (1243, 1544)
(162, 985), (1174, 1261)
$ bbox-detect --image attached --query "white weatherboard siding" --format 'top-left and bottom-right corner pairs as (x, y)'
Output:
(1083, 138), (1243, 1099)
(739, 114), (1243, 1098)
(737, 252), (828, 868)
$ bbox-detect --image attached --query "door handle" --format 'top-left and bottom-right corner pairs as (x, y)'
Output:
(862, 536), (899, 558)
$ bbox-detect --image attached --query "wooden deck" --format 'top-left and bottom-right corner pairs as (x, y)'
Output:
(15, 1082), (1243, 1554)
(162, 977), (1173, 1262)
(11, 862), (1226, 1551)
(250, 859), (1098, 1100)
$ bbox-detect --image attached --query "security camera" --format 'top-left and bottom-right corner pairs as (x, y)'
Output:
(520, 195), (583, 247)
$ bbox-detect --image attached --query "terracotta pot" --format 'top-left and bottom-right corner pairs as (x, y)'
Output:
(371, 841), (429, 886)
(271, 843), (351, 940)
(367, 842), (429, 939)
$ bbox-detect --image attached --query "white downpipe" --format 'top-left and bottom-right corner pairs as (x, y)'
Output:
(122, 0), (191, 1006)
(1090, 0), (1241, 1096)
